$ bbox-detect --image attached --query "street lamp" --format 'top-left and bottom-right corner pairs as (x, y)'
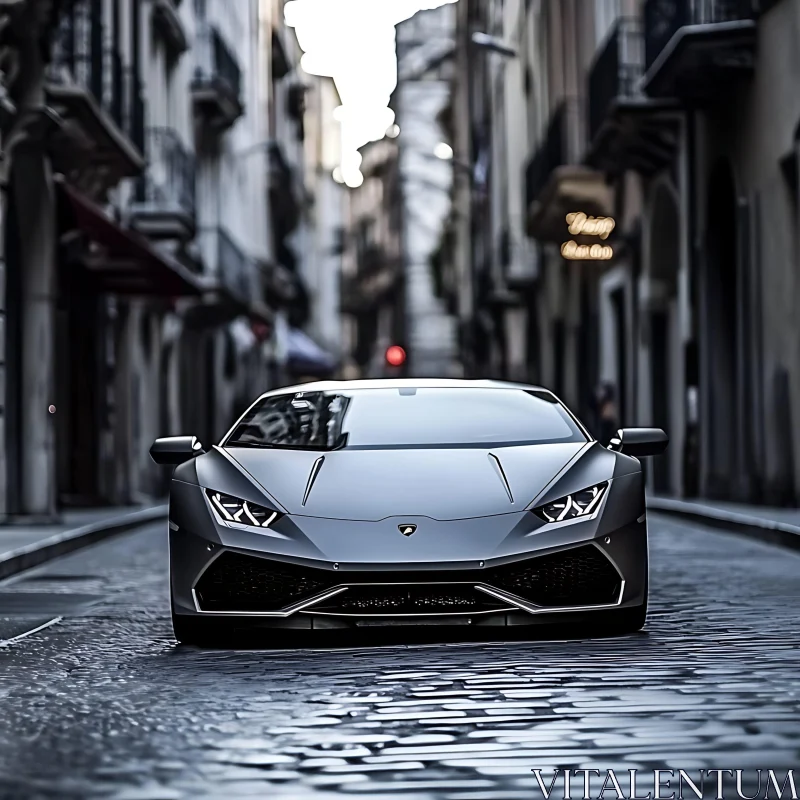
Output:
(230, 139), (275, 159)
(425, 146), (473, 179)
(470, 32), (517, 59)
(434, 142), (454, 160)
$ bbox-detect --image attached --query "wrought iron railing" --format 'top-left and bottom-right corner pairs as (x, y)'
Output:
(128, 70), (146, 154)
(217, 227), (255, 305)
(644, 0), (758, 71)
(193, 22), (242, 104)
(50, 3), (146, 153)
(138, 127), (196, 219)
(51, 1), (101, 103)
(524, 99), (581, 208)
(106, 45), (124, 128)
(268, 141), (301, 239)
(588, 17), (644, 142)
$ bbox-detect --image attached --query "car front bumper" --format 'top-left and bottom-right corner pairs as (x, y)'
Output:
(168, 478), (648, 630)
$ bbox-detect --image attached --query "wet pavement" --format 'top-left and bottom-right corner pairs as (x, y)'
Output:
(0, 516), (798, 799)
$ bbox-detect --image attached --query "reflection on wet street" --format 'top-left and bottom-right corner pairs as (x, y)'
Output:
(0, 517), (798, 799)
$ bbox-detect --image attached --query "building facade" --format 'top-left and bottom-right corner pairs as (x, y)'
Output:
(0, 0), (337, 521)
(340, 135), (405, 379)
(447, 0), (800, 507)
(339, 3), (460, 380)
(394, 2), (460, 378)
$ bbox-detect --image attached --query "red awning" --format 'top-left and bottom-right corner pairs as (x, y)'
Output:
(57, 178), (202, 297)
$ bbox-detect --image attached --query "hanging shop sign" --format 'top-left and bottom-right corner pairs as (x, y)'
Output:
(561, 240), (613, 260)
(566, 212), (615, 239)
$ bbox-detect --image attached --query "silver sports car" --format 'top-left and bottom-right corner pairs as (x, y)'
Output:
(151, 379), (668, 646)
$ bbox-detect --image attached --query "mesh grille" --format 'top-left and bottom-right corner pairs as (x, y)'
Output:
(195, 552), (334, 612)
(486, 545), (621, 606)
(313, 585), (508, 615)
(194, 544), (621, 613)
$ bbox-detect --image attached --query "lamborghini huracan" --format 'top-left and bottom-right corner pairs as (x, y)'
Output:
(151, 379), (668, 646)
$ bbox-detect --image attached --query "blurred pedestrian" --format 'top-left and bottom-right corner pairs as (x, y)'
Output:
(594, 382), (619, 447)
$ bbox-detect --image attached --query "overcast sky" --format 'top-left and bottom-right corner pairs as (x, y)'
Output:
(284, 0), (458, 187)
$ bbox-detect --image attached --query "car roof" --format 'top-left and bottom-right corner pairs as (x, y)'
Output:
(257, 378), (553, 399)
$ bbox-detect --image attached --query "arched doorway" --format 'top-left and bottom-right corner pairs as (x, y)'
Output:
(648, 182), (680, 494)
(703, 159), (739, 498)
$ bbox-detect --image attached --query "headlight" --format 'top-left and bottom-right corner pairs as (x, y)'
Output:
(532, 481), (608, 523)
(205, 489), (282, 528)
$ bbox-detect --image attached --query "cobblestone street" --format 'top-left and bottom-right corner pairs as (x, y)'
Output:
(0, 516), (798, 799)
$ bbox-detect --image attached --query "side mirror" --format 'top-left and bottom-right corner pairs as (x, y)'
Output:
(150, 436), (205, 466)
(608, 428), (668, 458)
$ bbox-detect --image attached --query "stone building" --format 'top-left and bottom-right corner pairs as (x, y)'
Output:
(443, 0), (800, 506)
(0, 0), (337, 520)
(339, 3), (460, 379)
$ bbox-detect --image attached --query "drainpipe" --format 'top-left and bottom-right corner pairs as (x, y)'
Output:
(0, 15), (15, 519)
(685, 108), (701, 498)
(10, 8), (60, 519)
(454, 2), (474, 377)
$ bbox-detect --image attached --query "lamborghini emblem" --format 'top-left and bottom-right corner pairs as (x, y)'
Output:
(398, 524), (417, 536)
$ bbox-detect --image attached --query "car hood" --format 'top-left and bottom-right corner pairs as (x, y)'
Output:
(222, 442), (589, 521)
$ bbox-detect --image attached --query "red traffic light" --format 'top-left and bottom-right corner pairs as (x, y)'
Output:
(385, 345), (406, 367)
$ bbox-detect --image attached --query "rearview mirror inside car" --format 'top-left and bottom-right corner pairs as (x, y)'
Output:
(608, 428), (669, 458)
(150, 436), (205, 466)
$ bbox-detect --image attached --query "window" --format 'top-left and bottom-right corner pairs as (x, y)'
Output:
(224, 388), (588, 451)
(594, 0), (620, 48)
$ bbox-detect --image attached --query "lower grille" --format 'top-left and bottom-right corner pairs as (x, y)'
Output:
(194, 552), (332, 612)
(484, 545), (621, 607)
(311, 585), (509, 615)
(193, 544), (621, 613)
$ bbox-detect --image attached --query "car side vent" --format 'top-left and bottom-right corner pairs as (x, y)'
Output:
(302, 456), (325, 506)
(488, 453), (514, 504)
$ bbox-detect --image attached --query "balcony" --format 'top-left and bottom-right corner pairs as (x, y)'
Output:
(268, 141), (301, 239)
(46, 6), (145, 201)
(586, 17), (680, 176)
(216, 227), (257, 307)
(501, 228), (540, 289)
(524, 99), (612, 242)
(191, 23), (244, 130)
(642, 0), (758, 99)
(129, 127), (197, 242)
(184, 226), (272, 328)
(152, 0), (188, 55)
(263, 262), (301, 308)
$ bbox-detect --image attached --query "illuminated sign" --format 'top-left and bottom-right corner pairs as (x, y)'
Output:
(566, 212), (615, 239)
(561, 240), (613, 260)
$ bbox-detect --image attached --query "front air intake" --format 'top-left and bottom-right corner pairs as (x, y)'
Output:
(484, 545), (621, 606)
(195, 553), (336, 612)
(193, 544), (622, 613)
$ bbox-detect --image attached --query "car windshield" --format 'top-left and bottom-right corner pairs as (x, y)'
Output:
(223, 388), (588, 451)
